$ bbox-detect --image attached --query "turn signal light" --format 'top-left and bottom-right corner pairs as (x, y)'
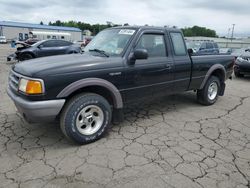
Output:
(26, 80), (43, 94)
(19, 78), (43, 94)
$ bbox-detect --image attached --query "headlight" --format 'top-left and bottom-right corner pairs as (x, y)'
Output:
(18, 78), (44, 94)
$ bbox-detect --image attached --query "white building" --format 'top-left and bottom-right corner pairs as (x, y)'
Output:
(83, 29), (92, 36)
(0, 21), (82, 42)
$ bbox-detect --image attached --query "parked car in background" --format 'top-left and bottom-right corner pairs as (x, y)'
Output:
(25, 38), (40, 45)
(74, 37), (93, 48)
(186, 40), (219, 55)
(74, 40), (85, 47)
(219, 48), (232, 55)
(0, 36), (7, 44)
(231, 48), (249, 59)
(83, 36), (93, 46)
(13, 39), (81, 61)
(234, 49), (250, 77)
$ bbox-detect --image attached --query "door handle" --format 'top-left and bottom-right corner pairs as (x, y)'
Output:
(165, 64), (172, 69)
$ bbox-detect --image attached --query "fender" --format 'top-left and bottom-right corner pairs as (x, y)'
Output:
(199, 64), (226, 89)
(57, 78), (123, 109)
(22, 51), (36, 58)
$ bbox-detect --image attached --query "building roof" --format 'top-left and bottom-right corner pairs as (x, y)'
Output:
(0, 21), (81, 32)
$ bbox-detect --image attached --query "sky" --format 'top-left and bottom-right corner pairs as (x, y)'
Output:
(0, 0), (250, 37)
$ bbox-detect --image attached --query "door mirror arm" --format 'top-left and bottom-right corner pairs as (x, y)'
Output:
(128, 53), (136, 65)
(188, 48), (193, 55)
(128, 49), (148, 65)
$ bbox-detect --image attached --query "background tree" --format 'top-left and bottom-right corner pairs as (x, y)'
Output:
(47, 21), (217, 37)
(181, 26), (217, 37)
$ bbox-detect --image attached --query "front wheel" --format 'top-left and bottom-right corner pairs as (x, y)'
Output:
(197, 76), (220, 105)
(19, 53), (33, 61)
(60, 93), (112, 144)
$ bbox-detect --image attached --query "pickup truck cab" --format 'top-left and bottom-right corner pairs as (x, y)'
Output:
(8, 26), (234, 144)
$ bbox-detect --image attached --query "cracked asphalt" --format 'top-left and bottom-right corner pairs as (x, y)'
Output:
(0, 44), (250, 188)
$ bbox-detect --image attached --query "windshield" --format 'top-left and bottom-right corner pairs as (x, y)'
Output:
(0, 36), (5, 39)
(186, 41), (201, 50)
(84, 28), (136, 56)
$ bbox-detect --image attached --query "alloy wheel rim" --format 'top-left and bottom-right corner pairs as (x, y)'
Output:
(76, 105), (104, 135)
(207, 82), (218, 100)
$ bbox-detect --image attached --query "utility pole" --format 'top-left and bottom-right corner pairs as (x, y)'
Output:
(226, 28), (231, 47)
(231, 24), (235, 42)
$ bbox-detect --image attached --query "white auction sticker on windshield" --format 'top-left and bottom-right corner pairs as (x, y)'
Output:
(118, 29), (135, 35)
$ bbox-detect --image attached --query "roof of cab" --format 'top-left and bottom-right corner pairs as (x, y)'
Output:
(111, 25), (182, 32)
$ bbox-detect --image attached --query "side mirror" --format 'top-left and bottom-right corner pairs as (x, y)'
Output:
(188, 48), (193, 55)
(128, 49), (148, 65)
(134, 49), (148, 60)
(38, 45), (43, 49)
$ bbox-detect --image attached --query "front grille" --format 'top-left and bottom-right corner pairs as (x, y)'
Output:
(8, 70), (20, 91)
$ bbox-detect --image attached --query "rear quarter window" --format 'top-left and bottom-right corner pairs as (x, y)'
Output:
(56, 40), (72, 46)
(170, 32), (187, 56)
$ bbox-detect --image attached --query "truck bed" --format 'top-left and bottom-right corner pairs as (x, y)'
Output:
(189, 54), (234, 90)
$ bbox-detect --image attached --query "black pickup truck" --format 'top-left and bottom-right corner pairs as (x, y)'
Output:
(8, 26), (234, 144)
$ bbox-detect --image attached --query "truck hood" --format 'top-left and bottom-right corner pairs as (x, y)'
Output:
(13, 53), (116, 77)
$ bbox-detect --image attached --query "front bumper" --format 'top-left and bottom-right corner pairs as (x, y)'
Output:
(7, 53), (17, 61)
(7, 87), (65, 123)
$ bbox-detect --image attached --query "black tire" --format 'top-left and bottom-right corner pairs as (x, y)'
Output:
(19, 53), (33, 61)
(60, 93), (112, 144)
(197, 76), (220, 106)
(234, 69), (244, 78)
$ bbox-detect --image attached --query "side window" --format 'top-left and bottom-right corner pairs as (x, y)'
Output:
(214, 43), (218, 48)
(24, 33), (29, 40)
(135, 34), (166, 57)
(200, 43), (206, 49)
(170, 32), (186, 56)
(206, 43), (213, 49)
(59, 40), (72, 46)
(55, 40), (71, 46)
(19, 33), (23, 41)
(42, 40), (56, 47)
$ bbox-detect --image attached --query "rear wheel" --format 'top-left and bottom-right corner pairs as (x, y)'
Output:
(197, 76), (220, 105)
(19, 53), (33, 61)
(60, 93), (112, 144)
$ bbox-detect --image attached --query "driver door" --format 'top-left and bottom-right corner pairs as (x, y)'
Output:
(123, 32), (174, 102)
(37, 40), (58, 57)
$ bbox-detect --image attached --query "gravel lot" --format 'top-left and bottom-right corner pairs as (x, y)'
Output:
(0, 43), (250, 188)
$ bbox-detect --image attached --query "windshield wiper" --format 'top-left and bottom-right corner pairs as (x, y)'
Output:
(89, 49), (109, 57)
